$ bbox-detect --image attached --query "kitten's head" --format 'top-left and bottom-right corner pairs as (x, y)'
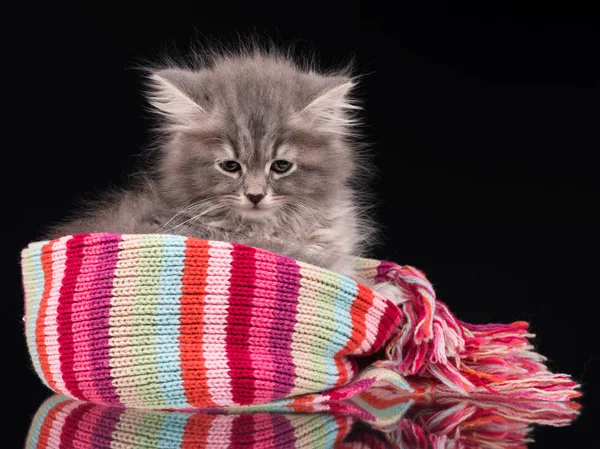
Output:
(146, 50), (362, 226)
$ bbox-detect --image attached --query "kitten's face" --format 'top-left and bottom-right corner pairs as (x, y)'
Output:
(150, 55), (357, 224)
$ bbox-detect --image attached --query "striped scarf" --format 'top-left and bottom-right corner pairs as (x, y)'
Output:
(21, 233), (580, 411)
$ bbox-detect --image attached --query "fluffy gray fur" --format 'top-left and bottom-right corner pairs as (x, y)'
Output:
(48, 46), (379, 282)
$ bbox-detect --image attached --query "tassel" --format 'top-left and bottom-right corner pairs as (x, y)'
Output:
(390, 395), (580, 449)
(375, 263), (581, 402)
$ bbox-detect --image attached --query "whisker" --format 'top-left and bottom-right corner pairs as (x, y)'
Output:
(159, 201), (205, 231)
(164, 206), (223, 233)
(160, 197), (224, 232)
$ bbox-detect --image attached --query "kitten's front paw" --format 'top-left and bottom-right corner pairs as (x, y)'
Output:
(372, 282), (407, 305)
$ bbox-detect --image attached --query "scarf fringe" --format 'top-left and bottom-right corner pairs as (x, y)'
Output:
(375, 263), (581, 403)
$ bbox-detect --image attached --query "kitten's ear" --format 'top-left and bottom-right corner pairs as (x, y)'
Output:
(146, 69), (205, 125)
(296, 76), (360, 134)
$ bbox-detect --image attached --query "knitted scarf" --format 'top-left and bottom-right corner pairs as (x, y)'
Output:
(26, 390), (579, 449)
(21, 233), (580, 412)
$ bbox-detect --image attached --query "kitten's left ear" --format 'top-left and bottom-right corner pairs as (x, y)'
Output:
(296, 76), (360, 134)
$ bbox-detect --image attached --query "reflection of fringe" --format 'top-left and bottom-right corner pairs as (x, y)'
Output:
(393, 404), (534, 449)
(341, 377), (580, 448)
(371, 262), (581, 405)
(390, 395), (580, 449)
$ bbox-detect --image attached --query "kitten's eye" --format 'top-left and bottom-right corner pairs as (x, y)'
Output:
(271, 160), (293, 173)
(220, 160), (241, 172)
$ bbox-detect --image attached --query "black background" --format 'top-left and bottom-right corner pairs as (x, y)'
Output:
(3, 3), (598, 448)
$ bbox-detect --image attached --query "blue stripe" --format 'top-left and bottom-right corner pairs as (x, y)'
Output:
(351, 395), (413, 422)
(157, 235), (189, 408)
(23, 243), (45, 382)
(318, 413), (343, 447)
(324, 274), (358, 385)
(157, 411), (188, 449)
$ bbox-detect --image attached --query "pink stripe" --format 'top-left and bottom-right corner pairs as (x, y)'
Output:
(273, 254), (301, 397)
(84, 234), (121, 404)
(375, 261), (397, 283)
(203, 241), (235, 406)
(90, 403), (123, 447)
(58, 403), (94, 449)
(66, 403), (104, 449)
(272, 415), (296, 449)
(206, 415), (234, 448)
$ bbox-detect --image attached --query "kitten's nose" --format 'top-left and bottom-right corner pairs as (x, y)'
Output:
(246, 193), (265, 205)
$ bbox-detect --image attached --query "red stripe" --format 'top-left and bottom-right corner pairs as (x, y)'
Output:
(35, 400), (69, 449)
(179, 238), (214, 407)
(181, 413), (215, 448)
(334, 283), (374, 387)
(373, 301), (403, 353)
(57, 234), (90, 400)
(332, 414), (353, 449)
(227, 244), (257, 405)
(230, 415), (257, 448)
(35, 240), (58, 392)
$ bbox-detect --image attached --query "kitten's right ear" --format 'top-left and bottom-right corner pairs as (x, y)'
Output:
(146, 69), (204, 125)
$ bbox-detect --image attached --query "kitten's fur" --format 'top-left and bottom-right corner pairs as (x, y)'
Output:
(49, 46), (387, 287)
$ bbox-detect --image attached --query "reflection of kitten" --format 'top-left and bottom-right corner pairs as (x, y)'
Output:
(49, 46), (402, 300)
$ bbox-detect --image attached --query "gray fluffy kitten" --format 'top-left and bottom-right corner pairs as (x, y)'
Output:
(49, 47), (395, 291)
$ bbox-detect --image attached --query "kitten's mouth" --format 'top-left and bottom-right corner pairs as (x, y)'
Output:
(236, 204), (276, 219)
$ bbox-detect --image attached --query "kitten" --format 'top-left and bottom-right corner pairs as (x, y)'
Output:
(49, 46), (402, 300)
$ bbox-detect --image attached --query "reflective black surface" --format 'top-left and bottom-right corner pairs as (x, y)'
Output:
(22, 392), (581, 449)
(3, 3), (598, 448)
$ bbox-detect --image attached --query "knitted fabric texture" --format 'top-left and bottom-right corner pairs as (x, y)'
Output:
(21, 233), (581, 411)
(25, 395), (360, 449)
(26, 391), (579, 449)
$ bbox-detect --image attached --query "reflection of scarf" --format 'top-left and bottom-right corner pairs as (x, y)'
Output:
(26, 395), (386, 449)
(25, 390), (580, 449)
(22, 234), (580, 411)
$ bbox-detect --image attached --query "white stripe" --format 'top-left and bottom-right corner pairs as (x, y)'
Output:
(204, 241), (234, 406)
(45, 237), (70, 395)
(110, 241), (142, 406)
(291, 264), (315, 396)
